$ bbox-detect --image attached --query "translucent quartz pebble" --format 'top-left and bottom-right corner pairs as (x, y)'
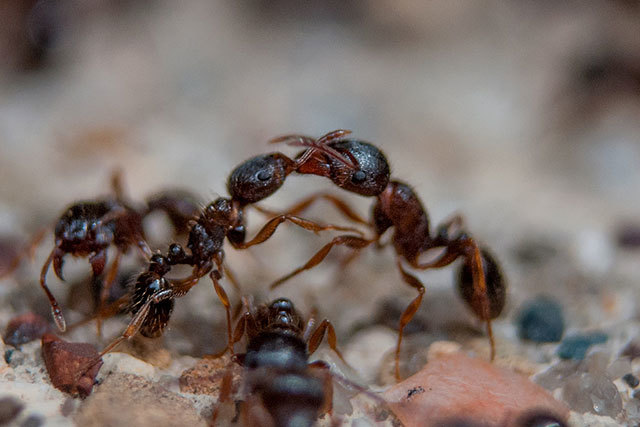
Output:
(605, 357), (632, 380)
(534, 360), (581, 390)
(561, 372), (622, 417)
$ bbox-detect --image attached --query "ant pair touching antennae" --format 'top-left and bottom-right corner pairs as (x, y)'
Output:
(265, 130), (506, 380)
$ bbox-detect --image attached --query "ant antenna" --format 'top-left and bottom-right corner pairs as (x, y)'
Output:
(270, 129), (357, 169)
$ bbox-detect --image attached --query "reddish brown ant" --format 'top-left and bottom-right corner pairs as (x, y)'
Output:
(213, 297), (354, 426)
(267, 130), (506, 379)
(76, 135), (363, 370)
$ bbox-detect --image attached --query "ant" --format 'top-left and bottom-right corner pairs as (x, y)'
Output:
(264, 130), (506, 380)
(213, 297), (351, 426)
(75, 135), (364, 371)
(1, 173), (206, 336)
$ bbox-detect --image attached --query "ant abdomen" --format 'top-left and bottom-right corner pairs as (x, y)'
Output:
(129, 271), (174, 338)
(456, 248), (506, 321)
(257, 372), (325, 427)
(227, 153), (295, 205)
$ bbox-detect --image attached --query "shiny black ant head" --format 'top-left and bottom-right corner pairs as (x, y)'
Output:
(55, 201), (115, 247)
(227, 153), (295, 205)
(267, 298), (303, 330)
(297, 139), (390, 197)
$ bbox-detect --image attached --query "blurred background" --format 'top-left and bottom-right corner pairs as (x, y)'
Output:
(1, 0), (640, 422)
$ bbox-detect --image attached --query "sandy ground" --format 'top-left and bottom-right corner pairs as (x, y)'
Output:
(1, 1), (640, 425)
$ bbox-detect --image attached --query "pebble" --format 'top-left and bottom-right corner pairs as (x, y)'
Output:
(557, 332), (608, 360)
(20, 414), (43, 427)
(3, 313), (50, 348)
(41, 333), (103, 398)
(616, 223), (640, 249)
(0, 396), (24, 425)
(561, 372), (622, 417)
(623, 373), (639, 388)
(516, 296), (565, 343)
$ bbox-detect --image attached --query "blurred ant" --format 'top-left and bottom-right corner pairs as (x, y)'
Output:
(1, 174), (204, 335)
(266, 130), (506, 379)
(213, 297), (362, 426)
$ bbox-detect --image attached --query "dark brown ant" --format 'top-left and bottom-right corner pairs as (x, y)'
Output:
(77, 135), (363, 367)
(267, 130), (506, 379)
(2, 175), (205, 336)
(213, 297), (347, 426)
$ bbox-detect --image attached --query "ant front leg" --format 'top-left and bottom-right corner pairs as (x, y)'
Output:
(269, 235), (373, 290)
(255, 193), (369, 226)
(394, 259), (425, 381)
(95, 249), (124, 338)
(40, 246), (67, 331)
(234, 214), (364, 250)
(209, 253), (235, 357)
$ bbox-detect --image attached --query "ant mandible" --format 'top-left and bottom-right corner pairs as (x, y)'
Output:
(266, 130), (506, 380)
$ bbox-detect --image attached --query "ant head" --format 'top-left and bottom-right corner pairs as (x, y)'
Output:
(149, 253), (171, 275)
(227, 153), (295, 205)
(297, 139), (390, 197)
(267, 298), (303, 329)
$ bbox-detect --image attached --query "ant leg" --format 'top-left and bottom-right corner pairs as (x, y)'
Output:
(256, 193), (369, 226)
(212, 365), (236, 424)
(269, 235), (372, 290)
(236, 215), (364, 250)
(394, 259), (425, 382)
(307, 319), (348, 366)
(412, 246), (459, 270)
(210, 256), (234, 356)
(77, 289), (173, 379)
(65, 294), (131, 334)
(302, 307), (318, 342)
(460, 240), (495, 361)
(110, 168), (126, 201)
(96, 249), (123, 338)
(40, 247), (67, 332)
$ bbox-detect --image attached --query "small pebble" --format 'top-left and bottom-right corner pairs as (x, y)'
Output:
(557, 332), (608, 360)
(20, 415), (43, 427)
(561, 372), (622, 417)
(633, 389), (640, 400)
(0, 396), (24, 425)
(41, 333), (103, 398)
(616, 223), (640, 249)
(516, 296), (565, 343)
(623, 373), (639, 388)
(3, 313), (50, 348)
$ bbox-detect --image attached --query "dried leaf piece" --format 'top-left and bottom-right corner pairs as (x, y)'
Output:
(383, 352), (568, 427)
(41, 333), (103, 398)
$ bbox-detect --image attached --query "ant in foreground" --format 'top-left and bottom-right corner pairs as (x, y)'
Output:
(266, 130), (506, 379)
(214, 297), (366, 426)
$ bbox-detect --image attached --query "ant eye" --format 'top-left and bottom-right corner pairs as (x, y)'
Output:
(351, 170), (366, 184)
(257, 170), (272, 182)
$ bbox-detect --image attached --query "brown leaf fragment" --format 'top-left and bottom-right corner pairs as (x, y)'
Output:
(41, 333), (103, 398)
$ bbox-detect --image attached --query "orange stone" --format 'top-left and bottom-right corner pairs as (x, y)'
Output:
(382, 352), (568, 427)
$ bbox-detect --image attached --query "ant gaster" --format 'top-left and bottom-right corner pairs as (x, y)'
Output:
(267, 130), (506, 380)
(213, 297), (346, 427)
